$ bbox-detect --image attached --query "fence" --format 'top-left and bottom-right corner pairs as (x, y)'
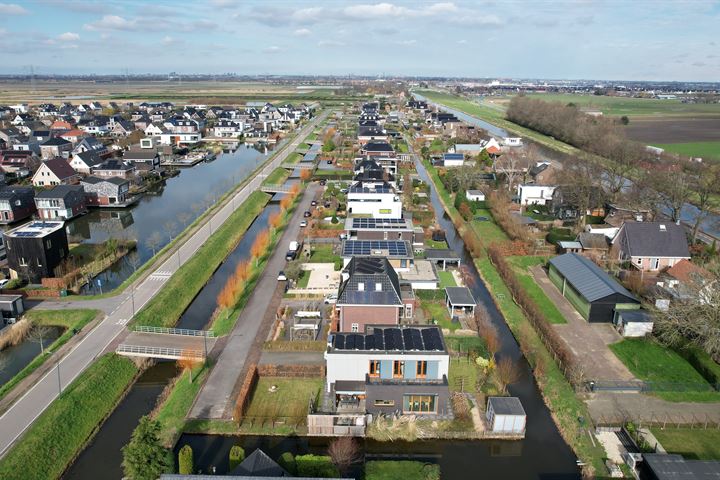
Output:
(588, 380), (720, 393)
(233, 363), (259, 422)
(133, 325), (215, 337)
(594, 412), (720, 430)
(116, 344), (204, 359)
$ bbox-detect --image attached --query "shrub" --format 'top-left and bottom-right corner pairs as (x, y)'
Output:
(296, 454), (339, 478)
(278, 452), (297, 475)
(178, 445), (193, 475)
(229, 445), (245, 470)
(331, 215), (339, 224)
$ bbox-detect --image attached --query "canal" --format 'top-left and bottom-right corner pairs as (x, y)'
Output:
(0, 326), (62, 386)
(76, 143), (274, 294)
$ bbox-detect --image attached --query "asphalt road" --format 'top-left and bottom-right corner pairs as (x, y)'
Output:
(189, 183), (319, 419)
(0, 111), (329, 458)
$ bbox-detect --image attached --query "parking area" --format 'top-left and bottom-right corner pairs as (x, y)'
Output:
(529, 265), (636, 382)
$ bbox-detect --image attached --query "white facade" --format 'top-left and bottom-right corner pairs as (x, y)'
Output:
(503, 137), (523, 147)
(324, 350), (449, 393)
(466, 190), (485, 202)
(486, 397), (526, 433)
(158, 132), (201, 145)
(347, 191), (402, 219)
(517, 184), (556, 206)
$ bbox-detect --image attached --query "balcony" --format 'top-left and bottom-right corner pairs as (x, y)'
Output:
(366, 374), (448, 386)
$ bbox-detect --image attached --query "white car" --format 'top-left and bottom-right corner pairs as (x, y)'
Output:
(277, 271), (288, 281)
(324, 294), (338, 304)
(0, 278), (8, 289)
(300, 220), (308, 228)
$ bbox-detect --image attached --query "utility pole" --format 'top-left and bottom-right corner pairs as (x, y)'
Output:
(56, 362), (62, 394)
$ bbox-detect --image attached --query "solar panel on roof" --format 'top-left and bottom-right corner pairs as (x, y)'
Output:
(402, 329), (413, 349)
(384, 329), (395, 350)
(408, 329), (422, 350)
(334, 334), (345, 349)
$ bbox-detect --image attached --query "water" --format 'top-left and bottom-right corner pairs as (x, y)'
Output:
(413, 92), (720, 240)
(62, 201), (281, 478)
(0, 326), (63, 386)
(61, 362), (177, 480)
(77, 144), (273, 294)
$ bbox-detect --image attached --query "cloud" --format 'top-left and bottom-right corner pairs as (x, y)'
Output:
(0, 3), (28, 15)
(84, 15), (138, 31)
(342, 2), (458, 20)
(293, 28), (312, 36)
(209, 0), (237, 8)
(396, 39), (417, 46)
(263, 45), (282, 54)
(57, 32), (80, 42)
(457, 39), (467, 44)
(691, 61), (706, 67)
(318, 40), (345, 47)
(576, 15), (595, 25)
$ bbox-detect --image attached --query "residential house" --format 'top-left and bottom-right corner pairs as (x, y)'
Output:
(32, 158), (80, 187)
(577, 232), (609, 257)
(81, 176), (130, 206)
(40, 137), (73, 160)
(72, 136), (108, 156)
(69, 151), (104, 175)
(612, 222), (690, 271)
(344, 217), (424, 245)
(158, 131), (201, 146)
(441, 153), (465, 167)
(335, 256), (415, 332)
(123, 150), (160, 171)
(3, 220), (69, 283)
(466, 190), (485, 202)
(0, 126), (21, 145)
(49, 119), (73, 133)
(604, 203), (652, 228)
(0, 150), (38, 175)
(212, 120), (244, 138)
(357, 125), (388, 145)
(0, 186), (36, 224)
(548, 253), (640, 323)
(550, 185), (606, 220)
(360, 141), (394, 157)
(110, 120), (135, 137)
(93, 159), (135, 179)
(58, 129), (87, 144)
(347, 182), (402, 219)
(34, 185), (88, 220)
(144, 123), (165, 136)
(528, 162), (556, 184)
(517, 184), (556, 207)
(657, 259), (716, 304)
(322, 325), (451, 420)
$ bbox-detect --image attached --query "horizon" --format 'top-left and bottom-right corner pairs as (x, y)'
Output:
(1, 0), (718, 82)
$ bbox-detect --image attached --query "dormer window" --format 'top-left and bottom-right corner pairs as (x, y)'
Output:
(375, 283), (382, 292)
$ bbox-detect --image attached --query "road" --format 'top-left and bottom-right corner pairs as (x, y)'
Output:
(0, 111), (329, 458)
(189, 183), (319, 419)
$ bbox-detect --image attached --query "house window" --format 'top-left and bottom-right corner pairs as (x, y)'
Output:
(416, 361), (427, 378)
(635, 258), (643, 266)
(374, 399), (395, 407)
(400, 259), (407, 268)
(405, 304), (413, 318)
(375, 283), (382, 292)
(369, 360), (380, 377)
(46, 239), (52, 249)
(19, 256), (27, 266)
(351, 323), (359, 333)
(393, 361), (404, 378)
(403, 395), (436, 413)
(357, 282), (364, 291)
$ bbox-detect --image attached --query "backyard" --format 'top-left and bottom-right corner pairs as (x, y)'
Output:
(650, 428), (720, 460)
(308, 245), (342, 267)
(470, 209), (509, 246)
(507, 256), (566, 324)
(241, 377), (323, 434)
(610, 339), (720, 402)
(437, 270), (456, 288)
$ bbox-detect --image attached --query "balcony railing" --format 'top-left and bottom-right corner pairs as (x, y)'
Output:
(366, 374), (448, 386)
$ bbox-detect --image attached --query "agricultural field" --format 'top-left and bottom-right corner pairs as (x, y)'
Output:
(654, 141), (720, 160)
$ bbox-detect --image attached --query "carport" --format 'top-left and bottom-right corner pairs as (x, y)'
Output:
(445, 286), (476, 317)
(425, 248), (461, 271)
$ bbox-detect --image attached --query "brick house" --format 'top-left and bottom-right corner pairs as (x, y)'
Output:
(81, 176), (130, 206)
(34, 185), (88, 220)
(0, 186), (36, 224)
(32, 158), (80, 187)
(611, 221), (691, 271)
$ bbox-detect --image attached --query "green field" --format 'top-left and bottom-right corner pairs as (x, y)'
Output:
(610, 339), (720, 402)
(437, 270), (456, 288)
(470, 209), (509, 246)
(261, 167), (291, 186)
(655, 141), (720, 160)
(511, 93), (720, 116)
(365, 461), (440, 480)
(507, 257), (566, 324)
(650, 428), (720, 460)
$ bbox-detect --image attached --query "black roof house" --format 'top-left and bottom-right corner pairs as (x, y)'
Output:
(642, 453), (720, 480)
(229, 449), (289, 477)
(331, 325), (446, 353)
(361, 141), (394, 153)
(337, 257), (402, 306)
(549, 253), (639, 322)
(614, 222), (690, 260)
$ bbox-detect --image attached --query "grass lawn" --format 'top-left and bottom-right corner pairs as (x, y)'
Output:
(656, 141), (720, 160)
(419, 299), (458, 332)
(508, 256), (566, 325)
(424, 238), (447, 249)
(241, 377), (323, 434)
(445, 335), (488, 357)
(470, 208), (509, 245)
(305, 133), (318, 142)
(308, 245), (341, 264)
(287, 152), (303, 164)
(0, 354), (138, 480)
(297, 269), (310, 288)
(610, 339), (720, 402)
(262, 167), (290, 186)
(132, 190), (270, 328)
(0, 309), (100, 402)
(154, 365), (209, 446)
(365, 461), (440, 480)
(650, 428), (720, 460)
(449, 358), (485, 394)
(314, 169), (353, 178)
(437, 270), (456, 288)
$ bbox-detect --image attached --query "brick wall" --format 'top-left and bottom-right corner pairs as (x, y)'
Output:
(233, 363), (258, 422)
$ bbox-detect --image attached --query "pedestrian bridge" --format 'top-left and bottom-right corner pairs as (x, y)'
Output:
(116, 326), (216, 360)
(260, 184), (294, 194)
(281, 162), (315, 169)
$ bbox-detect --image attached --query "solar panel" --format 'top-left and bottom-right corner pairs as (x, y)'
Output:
(402, 329), (413, 350)
(334, 334), (345, 349)
(384, 328), (395, 350)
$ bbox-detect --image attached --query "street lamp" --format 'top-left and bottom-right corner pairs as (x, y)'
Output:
(56, 362), (62, 394)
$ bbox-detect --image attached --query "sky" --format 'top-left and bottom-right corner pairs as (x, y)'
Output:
(0, 0), (718, 82)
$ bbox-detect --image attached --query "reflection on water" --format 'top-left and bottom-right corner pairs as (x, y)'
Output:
(0, 326), (63, 386)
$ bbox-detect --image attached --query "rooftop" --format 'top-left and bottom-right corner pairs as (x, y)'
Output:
(329, 325), (446, 353)
(346, 217), (412, 231)
(445, 286), (476, 306)
(488, 396), (526, 416)
(341, 240), (412, 259)
(5, 220), (64, 238)
(549, 253), (638, 303)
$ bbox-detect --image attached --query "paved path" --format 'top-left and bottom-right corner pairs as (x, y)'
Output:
(0, 112), (328, 458)
(529, 265), (636, 382)
(587, 391), (720, 425)
(189, 184), (319, 419)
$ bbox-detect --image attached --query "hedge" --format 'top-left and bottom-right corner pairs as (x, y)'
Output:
(278, 452), (297, 475)
(229, 445), (245, 470)
(178, 445), (193, 474)
(296, 454), (339, 478)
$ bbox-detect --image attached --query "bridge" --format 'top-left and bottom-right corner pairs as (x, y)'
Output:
(116, 326), (216, 360)
(260, 184), (295, 194)
(281, 162), (315, 169)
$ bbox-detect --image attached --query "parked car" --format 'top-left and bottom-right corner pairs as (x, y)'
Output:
(285, 250), (297, 261)
(300, 220), (308, 228)
(324, 294), (338, 304)
(277, 271), (288, 281)
(339, 233), (349, 240)
(319, 179), (326, 186)
(0, 278), (8, 289)
(327, 160), (333, 165)
(304, 210), (311, 217)
(311, 200), (317, 206)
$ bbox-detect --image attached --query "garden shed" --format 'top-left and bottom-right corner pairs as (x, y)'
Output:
(486, 397), (526, 433)
(548, 253), (639, 323)
(613, 309), (654, 337)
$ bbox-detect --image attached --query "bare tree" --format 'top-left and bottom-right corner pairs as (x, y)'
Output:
(556, 157), (605, 232)
(494, 357), (522, 394)
(28, 325), (53, 355)
(164, 221), (177, 241)
(495, 148), (533, 192)
(177, 211), (192, 228)
(126, 250), (142, 272)
(328, 437), (362, 477)
(652, 168), (692, 223)
(476, 307), (500, 359)
(687, 164), (720, 243)
(145, 231), (163, 256)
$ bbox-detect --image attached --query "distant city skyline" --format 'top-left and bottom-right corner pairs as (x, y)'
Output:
(0, 0), (718, 82)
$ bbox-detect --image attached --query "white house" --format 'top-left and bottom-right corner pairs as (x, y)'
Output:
(442, 153), (465, 167)
(517, 184), (556, 207)
(158, 132), (201, 146)
(347, 183), (402, 219)
(144, 123), (165, 136)
(503, 137), (523, 147)
(486, 397), (526, 433)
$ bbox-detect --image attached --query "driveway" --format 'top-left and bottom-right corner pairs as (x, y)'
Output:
(529, 265), (636, 382)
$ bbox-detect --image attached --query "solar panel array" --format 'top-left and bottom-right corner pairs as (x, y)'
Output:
(349, 186), (392, 194)
(14, 231), (41, 237)
(342, 240), (409, 257)
(332, 327), (444, 352)
(351, 218), (409, 230)
(28, 222), (58, 229)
